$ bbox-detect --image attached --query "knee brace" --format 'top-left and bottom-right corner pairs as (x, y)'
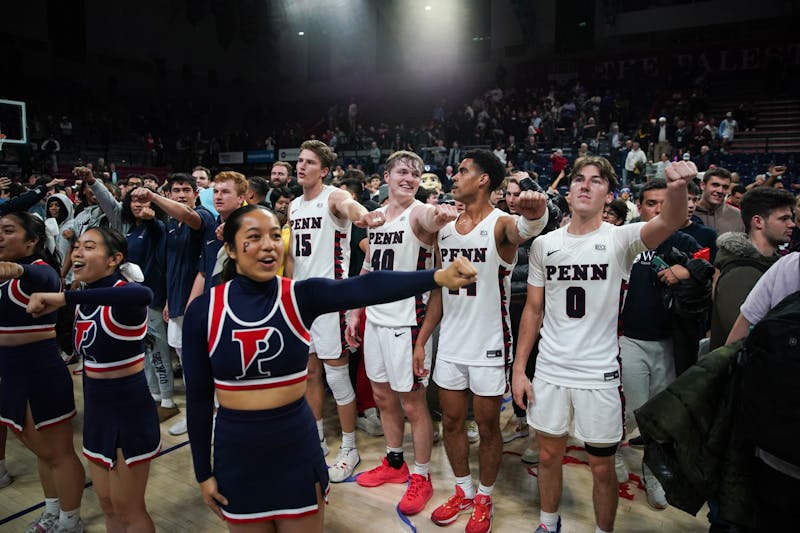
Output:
(324, 363), (355, 406)
(584, 442), (618, 457)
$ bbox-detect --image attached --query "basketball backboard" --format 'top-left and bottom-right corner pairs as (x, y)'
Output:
(0, 99), (27, 144)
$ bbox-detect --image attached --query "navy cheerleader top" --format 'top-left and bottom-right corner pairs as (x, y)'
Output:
(64, 274), (153, 373)
(183, 269), (442, 482)
(0, 255), (60, 335)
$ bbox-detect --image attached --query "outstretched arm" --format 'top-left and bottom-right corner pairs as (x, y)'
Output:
(131, 187), (203, 230)
(499, 190), (550, 247)
(640, 160), (695, 249)
(295, 257), (477, 327)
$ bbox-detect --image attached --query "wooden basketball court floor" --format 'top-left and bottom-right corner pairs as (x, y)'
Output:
(1, 374), (710, 532)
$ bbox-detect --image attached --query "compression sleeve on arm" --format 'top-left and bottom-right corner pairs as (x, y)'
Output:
(295, 269), (438, 326)
(181, 295), (216, 483)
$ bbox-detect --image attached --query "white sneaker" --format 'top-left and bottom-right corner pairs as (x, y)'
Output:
(55, 518), (84, 533)
(614, 450), (629, 484)
(328, 447), (360, 482)
(521, 444), (540, 464)
(501, 416), (529, 443)
(466, 420), (479, 444)
(356, 408), (384, 436)
(25, 512), (58, 533)
(0, 468), (11, 488)
(320, 438), (330, 457)
(644, 474), (668, 510)
(168, 417), (188, 436)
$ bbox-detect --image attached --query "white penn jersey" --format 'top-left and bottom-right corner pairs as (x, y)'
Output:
(437, 209), (515, 367)
(529, 222), (646, 389)
(365, 201), (433, 327)
(289, 185), (351, 281)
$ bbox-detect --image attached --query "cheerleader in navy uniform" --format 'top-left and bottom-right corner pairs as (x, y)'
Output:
(181, 205), (477, 532)
(27, 227), (160, 533)
(0, 212), (85, 533)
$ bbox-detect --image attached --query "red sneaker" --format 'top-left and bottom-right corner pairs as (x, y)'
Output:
(465, 494), (493, 533)
(398, 473), (433, 515)
(430, 486), (474, 526)
(356, 457), (409, 487)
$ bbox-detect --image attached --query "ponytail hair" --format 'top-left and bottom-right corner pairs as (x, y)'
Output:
(5, 212), (62, 273)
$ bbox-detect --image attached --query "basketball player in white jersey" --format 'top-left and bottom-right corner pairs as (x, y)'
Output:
(283, 139), (384, 482)
(344, 150), (459, 515)
(414, 149), (549, 533)
(512, 156), (696, 533)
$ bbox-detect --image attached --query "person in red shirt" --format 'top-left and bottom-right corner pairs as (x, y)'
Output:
(550, 149), (568, 175)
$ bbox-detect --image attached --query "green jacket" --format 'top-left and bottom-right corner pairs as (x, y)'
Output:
(709, 232), (777, 351)
(635, 341), (755, 529)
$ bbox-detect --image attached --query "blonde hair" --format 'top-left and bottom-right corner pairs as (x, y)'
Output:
(384, 150), (423, 175)
(214, 171), (248, 195)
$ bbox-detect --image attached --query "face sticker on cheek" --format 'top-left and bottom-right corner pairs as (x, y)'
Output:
(242, 242), (250, 253)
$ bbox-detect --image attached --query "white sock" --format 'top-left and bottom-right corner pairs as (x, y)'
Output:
(386, 446), (403, 455)
(477, 483), (494, 497)
(455, 475), (475, 499)
(540, 511), (559, 531)
(413, 462), (429, 477)
(341, 431), (356, 450)
(161, 398), (176, 408)
(58, 508), (80, 529)
(151, 393), (161, 402)
(44, 498), (60, 516)
(595, 528), (611, 533)
(316, 419), (324, 441)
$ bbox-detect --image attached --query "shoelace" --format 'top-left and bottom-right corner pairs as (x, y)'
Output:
(406, 475), (425, 497)
(334, 448), (355, 468)
(444, 492), (470, 509)
(471, 499), (491, 521)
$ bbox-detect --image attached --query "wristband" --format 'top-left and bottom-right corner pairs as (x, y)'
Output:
(516, 209), (548, 240)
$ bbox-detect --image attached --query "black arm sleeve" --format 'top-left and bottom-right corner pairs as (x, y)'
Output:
(0, 186), (47, 216)
(295, 269), (439, 327)
(181, 295), (216, 483)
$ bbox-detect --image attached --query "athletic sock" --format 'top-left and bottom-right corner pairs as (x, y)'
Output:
(44, 498), (60, 516)
(595, 528), (611, 533)
(477, 483), (494, 497)
(58, 508), (80, 529)
(341, 431), (356, 450)
(386, 447), (404, 469)
(161, 398), (176, 408)
(151, 393), (161, 402)
(316, 419), (324, 441)
(413, 462), (429, 477)
(540, 511), (559, 531)
(455, 475), (475, 499)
